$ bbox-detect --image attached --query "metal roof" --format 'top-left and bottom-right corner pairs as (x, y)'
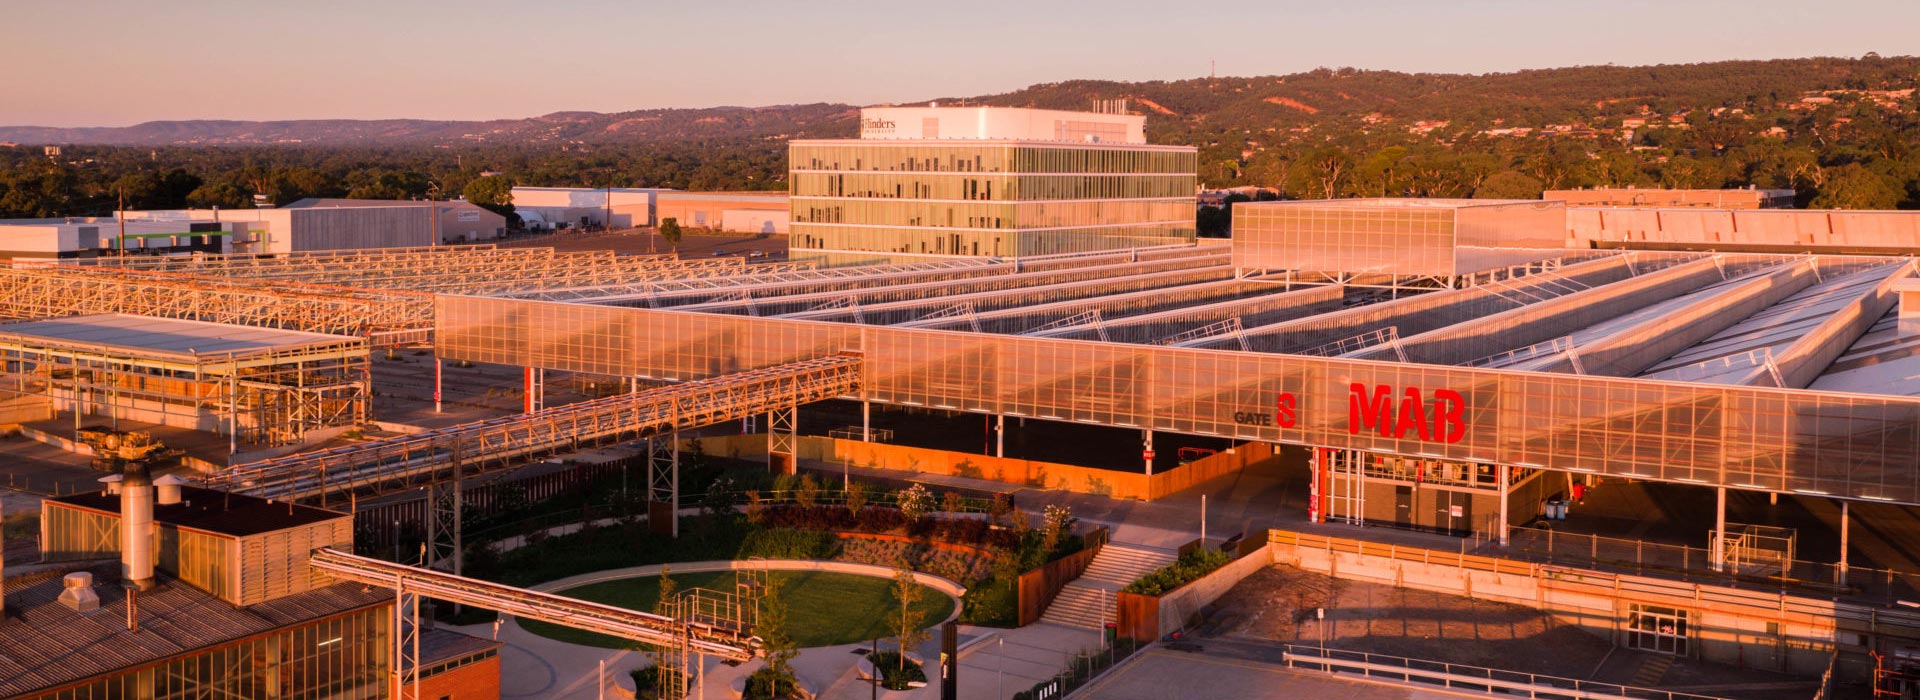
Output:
(0, 565), (388, 697)
(0, 313), (361, 361)
(516, 245), (1920, 399)
(50, 486), (345, 538)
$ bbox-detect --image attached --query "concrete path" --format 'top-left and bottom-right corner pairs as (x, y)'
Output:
(481, 559), (968, 700)
(1072, 648), (1473, 700)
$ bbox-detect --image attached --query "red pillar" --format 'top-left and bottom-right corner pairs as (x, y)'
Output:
(1309, 447), (1332, 524)
(523, 367), (535, 413)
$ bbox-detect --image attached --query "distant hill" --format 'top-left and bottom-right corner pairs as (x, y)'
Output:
(0, 105), (858, 146)
(5, 57), (1914, 148)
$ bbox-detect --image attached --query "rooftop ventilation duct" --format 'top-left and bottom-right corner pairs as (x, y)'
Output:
(120, 464), (155, 591)
(154, 474), (187, 506)
(58, 572), (100, 612)
(1898, 278), (1920, 338)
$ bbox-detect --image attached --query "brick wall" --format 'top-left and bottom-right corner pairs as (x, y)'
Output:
(406, 655), (500, 700)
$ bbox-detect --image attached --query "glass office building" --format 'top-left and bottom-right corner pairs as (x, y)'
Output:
(790, 109), (1198, 258)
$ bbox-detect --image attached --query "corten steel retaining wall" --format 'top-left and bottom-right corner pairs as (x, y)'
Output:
(1017, 527), (1110, 627)
(1267, 529), (1920, 681)
(692, 434), (1264, 501)
(1114, 541), (1275, 643)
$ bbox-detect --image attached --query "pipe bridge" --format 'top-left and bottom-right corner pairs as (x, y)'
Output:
(220, 354), (862, 501)
(307, 548), (759, 661)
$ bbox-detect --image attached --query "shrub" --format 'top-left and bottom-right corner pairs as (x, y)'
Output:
(740, 667), (802, 700)
(738, 528), (838, 560)
(1121, 548), (1232, 596)
(1041, 504), (1073, 551)
(844, 482), (869, 516)
(629, 664), (684, 700)
(866, 651), (928, 691)
(897, 484), (934, 522)
(795, 474), (821, 509)
(960, 576), (1017, 627)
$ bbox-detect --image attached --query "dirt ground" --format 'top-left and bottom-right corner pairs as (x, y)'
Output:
(1195, 564), (1823, 699)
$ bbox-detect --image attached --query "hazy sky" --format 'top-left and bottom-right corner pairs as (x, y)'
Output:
(4, 0), (1916, 127)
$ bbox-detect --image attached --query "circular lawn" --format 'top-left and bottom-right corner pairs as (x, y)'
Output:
(519, 569), (955, 649)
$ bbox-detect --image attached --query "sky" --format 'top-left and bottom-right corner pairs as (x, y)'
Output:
(3, 0), (1917, 127)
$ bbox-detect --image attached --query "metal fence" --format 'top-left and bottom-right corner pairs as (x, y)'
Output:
(1502, 525), (1920, 604)
(1280, 645), (1731, 700)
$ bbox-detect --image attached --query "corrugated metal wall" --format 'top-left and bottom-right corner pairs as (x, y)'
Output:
(238, 518), (353, 607)
(40, 503), (118, 563)
(289, 208), (434, 252)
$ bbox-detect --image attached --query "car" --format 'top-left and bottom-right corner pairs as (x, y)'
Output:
(711, 249), (729, 256)
(746, 250), (767, 259)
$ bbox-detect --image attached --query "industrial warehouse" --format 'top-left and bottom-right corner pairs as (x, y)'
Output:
(7, 112), (1920, 700)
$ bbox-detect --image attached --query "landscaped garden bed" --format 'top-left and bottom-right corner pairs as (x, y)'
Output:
(453, 472), (1087, 629)
(519, 569), (955, 649)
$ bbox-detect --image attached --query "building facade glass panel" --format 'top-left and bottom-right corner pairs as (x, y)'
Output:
(790, 141), (1197, 257)
(25, 606), (389, 700)
(437, 295), (1920, 505)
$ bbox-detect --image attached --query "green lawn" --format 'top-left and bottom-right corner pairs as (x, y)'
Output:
(520, 570), (956, 649)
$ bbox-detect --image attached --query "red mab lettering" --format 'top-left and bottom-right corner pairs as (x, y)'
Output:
(1347, 384), (1467, 444)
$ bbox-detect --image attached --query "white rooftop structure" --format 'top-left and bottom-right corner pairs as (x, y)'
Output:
(0, 313), (362, 360)
(856, 105), (1147, 144)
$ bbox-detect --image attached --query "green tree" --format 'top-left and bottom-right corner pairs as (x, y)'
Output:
(757, 576), (799, 695)
(1811, 163), (1901, 209)
(647, 566), (682, 699)
(658, 217), (683, 251)
(887, 565), (929, 671)
(1299, 146), (1353, 199)
(463, 174), (516, 218)
(1473, 170), (1545, 200)
(186, 181), (251, 209)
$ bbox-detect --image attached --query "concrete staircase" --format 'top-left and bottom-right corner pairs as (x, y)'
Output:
(1038, 544), (1177, 629)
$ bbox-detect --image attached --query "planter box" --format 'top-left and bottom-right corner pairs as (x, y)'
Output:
(1114, 542), (1273, 643)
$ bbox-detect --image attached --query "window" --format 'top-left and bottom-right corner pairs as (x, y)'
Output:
(1626, 604), (1689, 656)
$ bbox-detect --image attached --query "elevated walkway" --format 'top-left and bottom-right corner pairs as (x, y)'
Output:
(219, 355), (861, 501)
(308, 548), (757, 660)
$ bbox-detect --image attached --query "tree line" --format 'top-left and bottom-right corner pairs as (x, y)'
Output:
(4, 56), (1916, 220)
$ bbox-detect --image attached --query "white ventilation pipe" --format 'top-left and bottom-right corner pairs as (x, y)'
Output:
(121, 465), (156, 591)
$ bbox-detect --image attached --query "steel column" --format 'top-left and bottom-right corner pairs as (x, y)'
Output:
(1840, 499), (1850, 587)
(395, 587), (421, 700)
(1711, 487), (1728, 572)
(768, 404), (797, 475)
(425, 447), (463, 575)
(1497, 464), (1511, 547)
(649, 432), (680, 537)
(995, 414), (1005, 459)
(1142, 429), (1154, 477)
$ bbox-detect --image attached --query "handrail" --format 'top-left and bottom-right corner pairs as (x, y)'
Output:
(1280, 645), (1729, 700)
(218, 355), (862, 500)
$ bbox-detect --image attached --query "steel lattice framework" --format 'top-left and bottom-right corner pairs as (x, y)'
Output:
(0, 265), (433, 345)
(65, 245), (816, 295)
(218, 355), (862, 501)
